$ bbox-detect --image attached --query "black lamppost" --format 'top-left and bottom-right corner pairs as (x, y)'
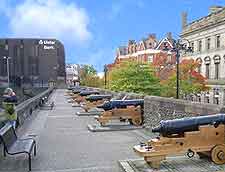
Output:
(104, 64), (108, 89)
(164, 39), (193, 99)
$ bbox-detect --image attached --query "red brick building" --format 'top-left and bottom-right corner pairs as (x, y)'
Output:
(107, 33), (176, 80)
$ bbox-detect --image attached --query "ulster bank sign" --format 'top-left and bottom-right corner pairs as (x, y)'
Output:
(39, 40), (55, 50)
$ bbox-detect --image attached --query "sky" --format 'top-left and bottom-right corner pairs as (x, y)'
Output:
(0, 0), (225, 72)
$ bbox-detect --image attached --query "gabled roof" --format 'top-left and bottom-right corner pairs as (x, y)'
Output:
(155, 37), (174, 50)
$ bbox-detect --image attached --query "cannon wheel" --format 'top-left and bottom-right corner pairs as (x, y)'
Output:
(211, 145), (225, 165)
(132, 117), (142, 126)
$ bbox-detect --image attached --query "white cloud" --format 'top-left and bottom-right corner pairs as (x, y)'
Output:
(4, 0), (91, 44)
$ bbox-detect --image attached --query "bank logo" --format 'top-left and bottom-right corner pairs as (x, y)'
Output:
(39, 40), (43, 45)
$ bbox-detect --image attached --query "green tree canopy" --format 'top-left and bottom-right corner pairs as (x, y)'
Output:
(79, 64), (104, 88)
(109, 61), (161, 95)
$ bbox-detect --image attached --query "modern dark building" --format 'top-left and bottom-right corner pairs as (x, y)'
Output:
(0, 38), (66, 87)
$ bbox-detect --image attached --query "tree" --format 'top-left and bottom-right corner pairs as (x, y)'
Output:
(161, 59), (209, 97)
(109, 61), (162, 95)
(79, 65), (104, 88)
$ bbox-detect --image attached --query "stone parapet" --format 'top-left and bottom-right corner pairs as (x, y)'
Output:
(16, 88), (54, 126)
(144, 96), (223, 128)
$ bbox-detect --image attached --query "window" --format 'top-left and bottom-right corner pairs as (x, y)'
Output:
(205, 64), (210, 79)
(20, 41), (24, 75)
(198, 40), (202, 52)
(147, 55), (153, 63)
(35, 45), (39, 56)
(216, 35), (220, 48)
(5, 40), (8, 50)
(206, 37), (210, 50)
(28, 57), (39, 76)
(191, 42), (194, 52)
(215, 63), (219, 79)
(20, 40), (24, 48)
(57, 48), (60, 56)
(204, 56), (211, 79)
(214, 55), (221, 80)
(224, 90), (225, 105)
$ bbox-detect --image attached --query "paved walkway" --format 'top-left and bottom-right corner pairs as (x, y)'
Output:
(0, 89), (151, 172)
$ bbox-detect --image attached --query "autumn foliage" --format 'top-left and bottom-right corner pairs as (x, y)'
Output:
(160, 59), (209, 97)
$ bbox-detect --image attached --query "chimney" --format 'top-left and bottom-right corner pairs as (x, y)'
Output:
(148, 33), (156, 39)
(128, 40), (135, 45)
(182, 12), (187, 29)
(166, 32), (172, 40)
(209, 6), (223, 14)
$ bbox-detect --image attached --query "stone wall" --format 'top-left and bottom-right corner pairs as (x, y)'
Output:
(144, 96), (224, 129)
(16, 88), (54, 126)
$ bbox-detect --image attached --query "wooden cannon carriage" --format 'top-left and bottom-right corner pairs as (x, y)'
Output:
(133, 114), (225, 169)
(82, 95), (112, 112)
(95, 99), (144, 126)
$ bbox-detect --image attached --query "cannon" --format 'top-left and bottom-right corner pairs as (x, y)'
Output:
(133, 114), (225, 169)
(79, 91), (100, 96)
(74, 90), (100, 104)
(96, 99), (144, 126)
(82, 95), (112, 112)
(86, 95), (112, 102)
(72, 87), (86, 94)
(97, 99), (144, 111)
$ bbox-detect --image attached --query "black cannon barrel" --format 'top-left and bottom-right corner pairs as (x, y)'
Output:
(79, 91), (100, 96)
(86, 95), (112, 102)
(72, 88), (86, 94)
(97, 99), (144, 111)
(152, 114), (225, 136)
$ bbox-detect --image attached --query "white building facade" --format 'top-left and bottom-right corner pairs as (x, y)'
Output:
(66, 64), (80, 86)
(181, 6), (225, 105)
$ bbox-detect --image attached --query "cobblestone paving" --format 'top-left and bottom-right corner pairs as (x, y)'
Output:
(0, 89), (151, 172)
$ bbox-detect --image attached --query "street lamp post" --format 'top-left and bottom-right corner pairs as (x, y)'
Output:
(3, 56), (11, 87)
(104, 64), (108, 89)
(163, 39), (192, 99)
(175, 49), (180, 99)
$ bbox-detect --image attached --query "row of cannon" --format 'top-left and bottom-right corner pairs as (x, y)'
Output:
(66, 87), (225, 169)
(66, 87), (144, 126)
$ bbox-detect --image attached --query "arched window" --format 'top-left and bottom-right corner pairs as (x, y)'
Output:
(204, 56), (211, 79)
(213, 55), (221, 80)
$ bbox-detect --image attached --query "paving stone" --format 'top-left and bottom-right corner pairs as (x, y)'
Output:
(119, 157), (225, 172)
(88, 124), (143, 132)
